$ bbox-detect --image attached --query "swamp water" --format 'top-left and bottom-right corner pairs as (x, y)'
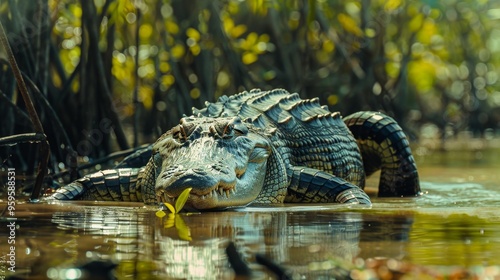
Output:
(1, 147), (500, 279)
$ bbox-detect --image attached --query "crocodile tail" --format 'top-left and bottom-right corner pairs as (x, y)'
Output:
(343, 112), (421, 197)
(48, 168), (144, 202)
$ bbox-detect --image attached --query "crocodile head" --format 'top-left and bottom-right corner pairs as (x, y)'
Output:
(150, 116), (276, 210)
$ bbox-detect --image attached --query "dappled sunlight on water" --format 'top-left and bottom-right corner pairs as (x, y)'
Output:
(2, 156), (500, 279)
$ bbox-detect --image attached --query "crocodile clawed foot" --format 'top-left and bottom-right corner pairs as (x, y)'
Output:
(335, 189), (372, 206)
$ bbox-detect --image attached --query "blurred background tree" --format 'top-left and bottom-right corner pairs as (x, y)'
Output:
(1, 0), (500, 176)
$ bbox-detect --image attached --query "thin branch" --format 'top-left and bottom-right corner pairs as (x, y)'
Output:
(0, 19), (50, 201)
(81, 0), (130, 150)
(0, 28), (43, 133)
(133, 7), (141, 147)
(0, 89), (32, 125)
(6, 0), (35, 76)
(315, 6), (365, 79)
(22, 73), (75, 154)
(0, 133), (46, 146)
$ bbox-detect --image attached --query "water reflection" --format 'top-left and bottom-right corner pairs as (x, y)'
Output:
(4, 154), (500, 278)
(2, 203), (420, 279)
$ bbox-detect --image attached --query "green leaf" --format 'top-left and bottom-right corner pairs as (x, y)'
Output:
(163, 202), (176, 214)
(175, 215), (192, 241)
(164, 213), (176, 228)
(155, 210), (166, 218)
(175, 188), (192, 213)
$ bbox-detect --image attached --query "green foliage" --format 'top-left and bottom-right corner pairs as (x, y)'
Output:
(156, 187), (192, 215)
(175, 187), (192, 212)
(156, 188), (192, 241)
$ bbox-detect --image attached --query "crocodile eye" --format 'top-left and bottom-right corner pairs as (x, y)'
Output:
(172, 125), (187, 142)
(222, 123), (234, 138)
(222, 121), (247, 138)
(179, 125), (187, 139)
(233, 124), (247, 135)
(212, 118), (248, 139)
(231, 118), (248, 135)
(213, 122), (232, 138)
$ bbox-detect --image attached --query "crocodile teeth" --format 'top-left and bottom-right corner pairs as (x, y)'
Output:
(231, 189), (236, 195)
(225, 190), (230, 198)
(218, 188), (224, 196)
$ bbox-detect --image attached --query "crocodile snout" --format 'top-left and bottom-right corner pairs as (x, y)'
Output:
(156, 166), (239, 208)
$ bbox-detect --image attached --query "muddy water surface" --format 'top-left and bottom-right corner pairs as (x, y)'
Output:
(1, 148), (500, 279)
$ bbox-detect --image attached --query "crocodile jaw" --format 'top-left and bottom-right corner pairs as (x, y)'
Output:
(156, 150), (269, 210)
(152, 120), (272, 210)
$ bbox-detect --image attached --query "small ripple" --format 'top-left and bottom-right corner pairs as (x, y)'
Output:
(417, 181), (500, 207)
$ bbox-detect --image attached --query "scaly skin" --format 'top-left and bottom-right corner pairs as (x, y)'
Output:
(49, 89), (421, 210)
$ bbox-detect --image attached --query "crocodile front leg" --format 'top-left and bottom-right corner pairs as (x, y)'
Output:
(343, 111), (421, 197)
(284, 166), (371, 205)
(49, 168), (144, 202)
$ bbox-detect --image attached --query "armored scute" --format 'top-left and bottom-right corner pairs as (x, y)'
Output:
(50, 89), (421, 210)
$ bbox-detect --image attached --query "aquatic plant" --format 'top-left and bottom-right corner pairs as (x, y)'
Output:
(155, 188), (192, 241)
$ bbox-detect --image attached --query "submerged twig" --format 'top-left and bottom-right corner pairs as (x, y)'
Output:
(255, 253), (293, 280)
(225, 242), (252, 279)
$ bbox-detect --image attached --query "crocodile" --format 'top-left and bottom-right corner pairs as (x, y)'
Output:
(49, 89), (421, 210)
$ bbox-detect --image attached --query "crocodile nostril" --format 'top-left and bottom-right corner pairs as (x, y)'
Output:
(211, 163), (230, 175)
(191, 168), (207, 175)
(235, 168), (245, 179)
(173, 171), (184, 176)
(211, 163), (223, 171)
